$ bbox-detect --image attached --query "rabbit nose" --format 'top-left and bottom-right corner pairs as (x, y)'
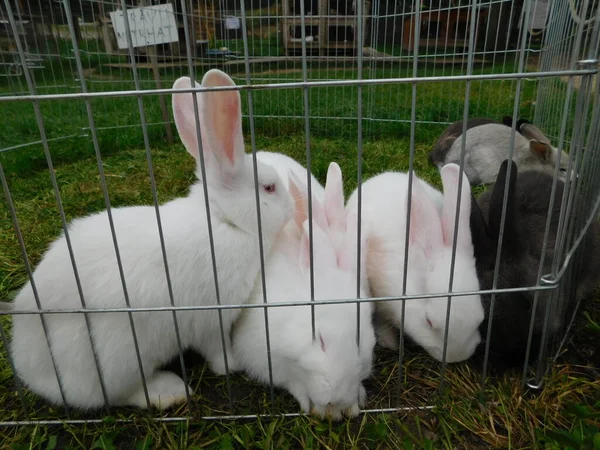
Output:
(425, 315), (433, 329)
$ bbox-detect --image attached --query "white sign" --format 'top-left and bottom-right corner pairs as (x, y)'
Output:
(110, 3), (178, 49)
(225, 16), (241, 30)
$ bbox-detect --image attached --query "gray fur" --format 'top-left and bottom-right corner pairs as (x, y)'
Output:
(428, 118), (500, 167)
(434, 123), (569, 185)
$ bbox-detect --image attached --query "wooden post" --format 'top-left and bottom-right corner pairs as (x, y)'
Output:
(148, 45), (174, 145)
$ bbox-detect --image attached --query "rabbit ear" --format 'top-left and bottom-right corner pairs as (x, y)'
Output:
(469, 192), (491, 263)
(338, 212), (367, 278)
(502, 115), (514, 127)
(289, 171), (327, 232)
(199, 70), (245, 176)
(520, 122), (550, 144)
(299, 220), (337, 271)
(440, 164), (473, 253)
(488, 160), (519, 253)
(172, 71), (246, 179)
(408, 176), (444, 258)
(529, 139), (552, 162)
(172, 76), (204, 160)
(324, 162), (346, 232)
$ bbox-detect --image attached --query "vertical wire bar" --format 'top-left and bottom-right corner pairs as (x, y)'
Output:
(397, 0), (422, 405)
(430, 0), (443, 113)
(544, 1), (578, 131)
(538, 0), (568, 134)
(533, 0), (558, 127)
(116, 0), (173, 410)
(556, 71), (595, 312)
(539, 0), (594, 351)
(507, 0), (552, 387)
(531, 71), (593, 387)
(355, 0), (365, 349)
(365, 0), (376, 142)
(438, 0), (480, 390)
(520, 76), (576, 389)
(480, 0), (535, 391)
(3, 0), (77, 416)
(37, 0), (58, 94)
(177, 0), (235, 413)
(485, 0), (506, 117)
(298, 0), (317, 342)
(239, 0), (277, 412)
(477, 0), (494, 114)
(497, 0), (518, 106)
(60, 0), (112, 410)
(0, 164), (31, 421)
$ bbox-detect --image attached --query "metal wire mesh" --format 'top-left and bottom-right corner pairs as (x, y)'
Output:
(0, 0), (599, 425)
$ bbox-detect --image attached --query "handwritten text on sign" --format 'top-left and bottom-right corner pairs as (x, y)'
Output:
(110, 4), (178, 49)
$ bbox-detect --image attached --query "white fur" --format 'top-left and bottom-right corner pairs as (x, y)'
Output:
(232, 163), (375, 420)
(346, 165), (484, 363)
(256, 151), (325, 201)
(442, 124), (570, 185)
(10, 70), (293, 410)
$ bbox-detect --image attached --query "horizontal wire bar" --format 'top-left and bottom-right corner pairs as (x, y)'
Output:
(0, 133), (88, 153)
(543, 190), (600, 284)
(0, 406), (436, 427)
(0, 70), (596, 103)
(0, 283), (558, 316)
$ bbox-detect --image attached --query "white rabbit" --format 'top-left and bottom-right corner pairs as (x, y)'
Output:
(255, 153), (351, 257)
(9, 69), (293, 410)
(232, 163), (375, 420)
(256, 151), (325, 202)
(346, 164), (484, 363)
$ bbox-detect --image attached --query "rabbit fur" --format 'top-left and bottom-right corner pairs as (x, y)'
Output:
(470, 160), (600, 369)
(346, 165), (484, 363)
(256, 151), (326, 202)
(429, 118), (570, 185)
(9, 70), (294, 410)
(232, 162), (375, 420)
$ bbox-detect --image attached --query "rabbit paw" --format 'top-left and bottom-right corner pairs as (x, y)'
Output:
(358, 384), (367, 407)
(207, 351), (238, 376)
(376, 325), (400, 351)
(125, 371), (192, 410)
(344, 403), (361, 418)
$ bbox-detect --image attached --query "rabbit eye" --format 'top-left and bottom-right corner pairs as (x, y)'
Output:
(263, 183), (276, 194)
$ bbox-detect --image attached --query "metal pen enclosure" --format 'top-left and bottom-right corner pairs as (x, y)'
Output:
(0, 0), (599, 425)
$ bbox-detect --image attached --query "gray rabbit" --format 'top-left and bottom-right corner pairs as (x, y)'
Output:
(470, 160), (600, 369)
(429, 117), (570, 185)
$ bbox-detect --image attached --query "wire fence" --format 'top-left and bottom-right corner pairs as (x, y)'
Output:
(0, 0), (599, 425)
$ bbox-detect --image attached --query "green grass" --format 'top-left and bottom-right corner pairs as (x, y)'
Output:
(0, 45), (598, 448)
(1, 137), (599, 448)
(214, 34), (282, 57)
(1, 55), (542, 178)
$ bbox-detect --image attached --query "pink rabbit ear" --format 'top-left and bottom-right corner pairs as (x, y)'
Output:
(440, 164), (473, 252)
(288, 170), (328, 233)
(172, 76), (203, 160)
(299, 220), (337, 272)
(408, 175), (444, 258)
(324, 162), (346, 233)
(289, 171), (309, 231)
(199, 70), (245, 176)
(338, 212), (367, 275)
(172, 71), (246, 182)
